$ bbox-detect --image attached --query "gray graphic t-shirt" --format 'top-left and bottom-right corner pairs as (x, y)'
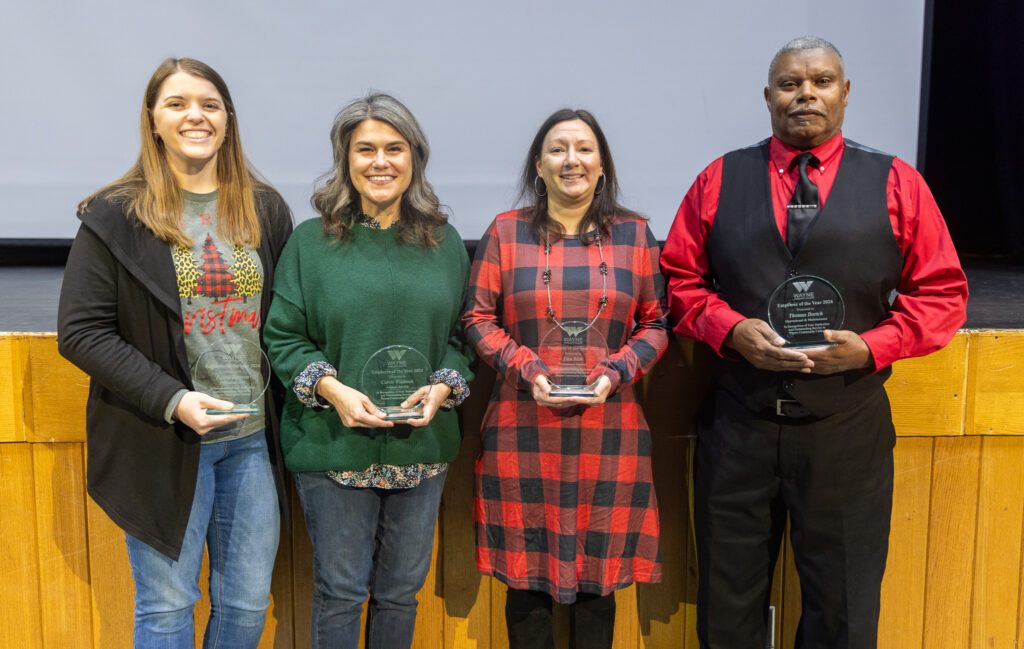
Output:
(172, 190), (265, 443)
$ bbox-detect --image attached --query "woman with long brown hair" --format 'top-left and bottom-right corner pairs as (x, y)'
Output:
(464, 108), (669, 648)
(57, 57), (292, 648)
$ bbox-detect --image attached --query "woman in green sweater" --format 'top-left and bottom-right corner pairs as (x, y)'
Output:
(264, 93), (473, 649)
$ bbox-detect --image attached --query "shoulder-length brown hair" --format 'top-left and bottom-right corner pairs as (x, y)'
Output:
(79, 57), (265, 248)
(516, 108), (643, 244)
(312, 92), (447, 247)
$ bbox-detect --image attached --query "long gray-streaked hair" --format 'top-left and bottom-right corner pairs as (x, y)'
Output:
(313, 92), (447, 246)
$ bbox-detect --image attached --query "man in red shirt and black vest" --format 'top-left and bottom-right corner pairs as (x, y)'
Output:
(661, 36), (967, 649)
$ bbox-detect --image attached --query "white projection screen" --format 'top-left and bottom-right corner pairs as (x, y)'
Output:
(1, 0), (925, 241)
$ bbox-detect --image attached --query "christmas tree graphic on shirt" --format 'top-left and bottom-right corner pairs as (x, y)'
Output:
(175, 234), (263, 335)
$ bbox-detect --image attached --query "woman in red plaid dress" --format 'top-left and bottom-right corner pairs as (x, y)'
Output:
(463, 109), (670, 649)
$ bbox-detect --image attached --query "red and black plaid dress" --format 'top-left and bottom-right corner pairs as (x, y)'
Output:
(463, 210), (669, 603)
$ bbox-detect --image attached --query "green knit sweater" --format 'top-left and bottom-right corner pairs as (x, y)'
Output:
(264, 218), (474, 472)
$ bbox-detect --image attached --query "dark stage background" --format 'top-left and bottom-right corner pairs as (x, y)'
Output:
(921, 0), (1024, 263)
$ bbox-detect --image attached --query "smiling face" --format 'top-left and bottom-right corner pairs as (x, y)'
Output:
(348, 118), (413, 220)
(151, 71), (228, 180)
(535, 119), (604, 213)
(765, 47), (850, 150)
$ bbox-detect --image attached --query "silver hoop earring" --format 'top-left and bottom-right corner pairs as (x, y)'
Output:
(594, 173), (606, 196)
(534, 176), (547, 197)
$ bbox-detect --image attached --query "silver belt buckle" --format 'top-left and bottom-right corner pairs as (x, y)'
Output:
(776, 398), (798, 416)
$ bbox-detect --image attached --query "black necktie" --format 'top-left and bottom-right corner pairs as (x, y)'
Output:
(786, 152), (820, 256)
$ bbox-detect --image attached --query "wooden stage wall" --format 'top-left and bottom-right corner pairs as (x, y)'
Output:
(2, 331), (1023, 648)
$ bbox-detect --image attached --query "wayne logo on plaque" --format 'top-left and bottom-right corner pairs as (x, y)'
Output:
(537, 320), (608, 398)
(191, 340), (270, 415)
(360, 345), (432, 420)
(767, 275), (845, 349)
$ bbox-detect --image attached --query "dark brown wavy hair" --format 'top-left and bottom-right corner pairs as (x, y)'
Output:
(516, 108), (643, 244)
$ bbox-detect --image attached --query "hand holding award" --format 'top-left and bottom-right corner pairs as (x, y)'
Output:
(767, 275), (845, 349)
(191, 340), (270, 415)
(359, 345), (432, 421)
(537, 320), (609, 398)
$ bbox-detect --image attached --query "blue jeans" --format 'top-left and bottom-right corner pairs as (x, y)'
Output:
(125, 432), (280, 649)
(293, 469), (447, 649)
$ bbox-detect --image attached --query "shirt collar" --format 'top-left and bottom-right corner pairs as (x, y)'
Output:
(769, 131), (845, 175)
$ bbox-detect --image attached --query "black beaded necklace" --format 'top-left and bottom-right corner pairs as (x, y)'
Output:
(542, 233), (609, 335)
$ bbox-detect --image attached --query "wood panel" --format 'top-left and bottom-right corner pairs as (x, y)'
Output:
(27, 331), (1024, 443)
(778, 526), (799, 649)
(489, 576), (506, 649)
(6, 331), (1024, 649)
(19, 331), (1019, 445)
(412, 521), (446, 649)
(26, 336), (88, 443)
(970, 436), (1024, 649)
(637, 336), (706, 648)
(637, 435), (695, 648)
(193, 550), (212, 646)
(613, 586), (639, 648)
(966, 331), (1024, 435)
(887, 334), (967, 436)
(878, 436), (933, 649)
(85, 493), (133, 649)
(922, 436), (981, 649)
(32, 443), (93, 648)
(681, 438), (699, 649)
(441, 392), (492, 649)
(0, 442), (44, 646)
(0, 335), (27, 442)
(1019, 546), (1024, 649)
(266, 485), (295, 649)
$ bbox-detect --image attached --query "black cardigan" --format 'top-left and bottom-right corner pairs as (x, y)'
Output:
(57, 190), (293, 559)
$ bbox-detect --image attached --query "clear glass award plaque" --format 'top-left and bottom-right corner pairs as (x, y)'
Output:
(767, 275), (845, 349)
(359, 345), (432, 421)
(537, 320), (608, 398)
(191, 340), (270, 415)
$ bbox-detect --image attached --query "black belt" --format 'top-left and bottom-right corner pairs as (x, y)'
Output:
(772, 398), (814, 419)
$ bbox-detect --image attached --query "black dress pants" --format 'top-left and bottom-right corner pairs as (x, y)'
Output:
(694, 388), (895, 649)
(505, 588), (616, 649)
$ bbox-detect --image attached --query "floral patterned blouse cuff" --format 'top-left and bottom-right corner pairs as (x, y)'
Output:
(429, 368), (469, 409)
(295, 361), (337, 408)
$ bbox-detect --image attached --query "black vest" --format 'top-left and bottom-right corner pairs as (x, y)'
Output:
(707, 139), (903, 416)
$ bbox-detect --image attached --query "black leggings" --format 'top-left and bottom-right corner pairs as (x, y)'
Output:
(504, 588), (616, 649)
